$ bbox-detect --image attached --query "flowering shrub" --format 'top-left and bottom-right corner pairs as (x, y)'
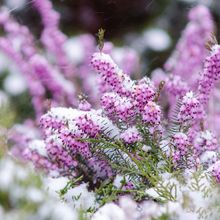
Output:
(1, 1), (220, 219)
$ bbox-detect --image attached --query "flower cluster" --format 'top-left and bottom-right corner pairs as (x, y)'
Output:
(162, 4), (214, 122)
(32, 0), (73, 77)
(91, 52), (134, 97)
(198, 45), (220, 105)
(132, 78), (156, 112)
(164, 5), (214, 88)
(101, 93), (135, 123)
(120, 127), (142, 144)
(165, 75), (189, 100)
(38, 107), (117, 186)
(177, 91), (203, 125)
(142, 101), (161, 126)
(92, 52), (161, 129)
(0, 5), (76, 118)
(171, 132), (189, 163)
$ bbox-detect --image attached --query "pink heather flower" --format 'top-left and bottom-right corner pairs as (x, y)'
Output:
(151, 68), (168, 87)
(166, 75), (189, 99)
(44, 138), (79, 173)
(198, 45), (220, 105)
(32, 0), (74, 77)
(120, 127), (142, 144)
(101, 92), (135, 122)
(23, 149), (57, 171)
(59, 129), (92, 159)
(37, 107), (119, 184)
(188, 4), (214, 31)
(142, 101), (161, 126)
(87, 157), (114, 184)
(172, 132), (189, 153)
(122, 181), (135, 190)
(78, 99), (92, 111)
(212, 160), (220, 182)
(164, 5), (214, 88)
(91, 52), (134, 97)
(132, 77), (156, 112)
(75, 114), (101, 138)
(120, 48), (139, 76)
(115, 96), (135, 122)
(97, 76), (110, 94)
(171, 132), (189, 162)
(194, 130), (218, 155)
(0, 37), (46, 117)
(100, 92), (117, 115)
(178, 91), (203, 124)
(0, 7), (37, 59)
(32, 0), (60, 27)
(40, 113), (66, 136)
(0, 7), (77, 116)
(30, 54), (76, 106)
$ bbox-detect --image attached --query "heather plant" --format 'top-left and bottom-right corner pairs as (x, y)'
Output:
(1, 1), (220, 220)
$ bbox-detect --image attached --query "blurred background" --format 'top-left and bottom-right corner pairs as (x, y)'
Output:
(3, 0), (220, 69)
(2, 0), (220, 64)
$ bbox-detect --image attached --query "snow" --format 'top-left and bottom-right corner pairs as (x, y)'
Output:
(4, 0), (27, 10)
(4, 72), (27, 95)
(48, 107), (120, 138)
(29, 140), (48, 157)
(92, 203), (126, 220)
(143, 28), (171, 51)
(64, 37), (84, 64)
(63, 183), (97, 210)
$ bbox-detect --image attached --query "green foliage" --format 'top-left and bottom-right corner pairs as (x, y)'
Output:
(59, 176), (84, 199)
(0, 190), (11, 210)
(154, 181), (178, 202)
(11, 92), (35, 123)
(0, 104), (16, 158)
(0, 104), (16, 128)
(75, 121), (177, 209)
(153, 214), (170, 220)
